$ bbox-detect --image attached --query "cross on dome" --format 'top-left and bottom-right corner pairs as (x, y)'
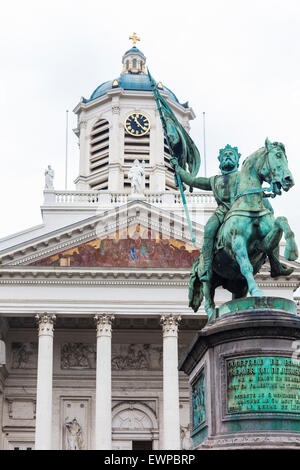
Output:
(129, 32), (140, 46)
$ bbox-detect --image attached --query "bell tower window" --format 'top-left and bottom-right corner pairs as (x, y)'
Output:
(89, 118), (109, 190)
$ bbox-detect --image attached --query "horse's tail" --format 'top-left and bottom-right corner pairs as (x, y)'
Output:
(188, 256), (204, 312)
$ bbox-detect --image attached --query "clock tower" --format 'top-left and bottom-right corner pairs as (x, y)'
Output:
(73, 35), (195, 193)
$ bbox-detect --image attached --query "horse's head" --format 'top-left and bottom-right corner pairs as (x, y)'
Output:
(261, 138), (294, 195)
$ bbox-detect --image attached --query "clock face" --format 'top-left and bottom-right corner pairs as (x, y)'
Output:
(124, 113), (150, 136)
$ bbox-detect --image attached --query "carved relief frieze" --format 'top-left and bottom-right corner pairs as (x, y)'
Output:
(111, 344), (162, 371)
(60, 342), (164, 371)
(11, 342), (38, 369)
(61, 343), (96, 370)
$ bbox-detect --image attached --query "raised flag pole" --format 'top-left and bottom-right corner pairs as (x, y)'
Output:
(148, 69), (196, 245)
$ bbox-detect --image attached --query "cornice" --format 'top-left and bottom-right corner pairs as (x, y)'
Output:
(0, 266), (190, 286)
(2, 201), (203, 266)
(0, 266), (299, 291)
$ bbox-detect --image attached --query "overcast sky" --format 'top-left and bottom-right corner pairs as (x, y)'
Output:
(1, 0), (300, 250)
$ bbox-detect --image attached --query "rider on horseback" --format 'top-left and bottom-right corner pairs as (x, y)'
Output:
(171, 144), (240, 281)
(171, 144), (293, 282)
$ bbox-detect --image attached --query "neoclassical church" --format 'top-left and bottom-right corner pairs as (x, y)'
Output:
(0, 35), (299, 450)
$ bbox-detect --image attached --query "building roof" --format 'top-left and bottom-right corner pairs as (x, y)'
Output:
(123, 46), (145, 57)
(87, 73), (180, 104)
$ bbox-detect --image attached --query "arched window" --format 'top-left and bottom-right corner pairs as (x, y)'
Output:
(132, 58), (137, 69)
(89, 118), (109, 190)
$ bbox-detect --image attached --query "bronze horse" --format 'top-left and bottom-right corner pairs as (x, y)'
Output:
(189, 139), (298, 318)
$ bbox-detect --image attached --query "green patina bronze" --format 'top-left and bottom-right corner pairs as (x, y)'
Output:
(148, 68), (298, 319)
(173, 139), (298, 318)
(227, 356), (300, 415)
(217, 296), (297, 318)
(192, 369), (206, 432)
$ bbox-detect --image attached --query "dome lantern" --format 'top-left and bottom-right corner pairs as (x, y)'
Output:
(122, 33), (146, 74)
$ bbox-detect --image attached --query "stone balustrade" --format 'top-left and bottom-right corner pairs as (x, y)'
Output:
(43, 189), (216, 208)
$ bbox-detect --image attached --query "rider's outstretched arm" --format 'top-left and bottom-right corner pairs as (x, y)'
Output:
(170, 158), (211, 190)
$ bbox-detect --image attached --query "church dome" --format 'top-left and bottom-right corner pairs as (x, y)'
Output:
(85, 35), (181, 105)
(88, 73), (180, 104)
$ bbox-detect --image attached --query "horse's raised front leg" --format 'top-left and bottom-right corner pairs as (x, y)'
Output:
(232, 235), (264, 297)
(261, 216), (298, 261)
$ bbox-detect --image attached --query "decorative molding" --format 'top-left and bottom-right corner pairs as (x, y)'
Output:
(94, 313), (115, 337)
(35, 313), (56, 336)
(112, 106), (120, 115)
(160, 314), (182, 337)
(201, 434), (300, 449)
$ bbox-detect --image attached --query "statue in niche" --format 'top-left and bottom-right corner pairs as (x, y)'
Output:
(181, 425), (192, 450)
(64, 417), (83, 450)
(128, 159), (145, 195)
(44, 165), (54, 189)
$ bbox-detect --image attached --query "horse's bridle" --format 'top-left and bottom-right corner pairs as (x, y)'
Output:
(233, 148), (278, 202)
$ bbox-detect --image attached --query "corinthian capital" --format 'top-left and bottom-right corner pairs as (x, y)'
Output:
(94, 313), (115, 337)
(35, 313), (56, 336)
(160, 314), (181, 337)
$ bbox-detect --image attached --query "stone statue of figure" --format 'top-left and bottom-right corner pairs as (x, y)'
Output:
(64, 417), (83, 450)
(171, 139), (298, 318)
(181, 425), (192, 450)
(44, 165), (54, 189)
(128, 159), (145, 195)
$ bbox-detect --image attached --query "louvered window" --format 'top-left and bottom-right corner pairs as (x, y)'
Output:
(89, 119), (109, 190)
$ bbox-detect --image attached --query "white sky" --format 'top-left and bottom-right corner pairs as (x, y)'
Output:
(0, 0), (300, 249)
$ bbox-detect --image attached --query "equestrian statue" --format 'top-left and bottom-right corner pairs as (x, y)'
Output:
(148, 70), (298, 320)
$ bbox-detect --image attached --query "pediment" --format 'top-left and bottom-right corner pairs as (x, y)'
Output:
(29, 225), (200, 268)
(1, 200), (203, 268)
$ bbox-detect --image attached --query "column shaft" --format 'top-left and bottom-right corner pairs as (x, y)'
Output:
(35, 313), (55, 450)
(95, 314), (114, 450)
(161, 314), (181, 450)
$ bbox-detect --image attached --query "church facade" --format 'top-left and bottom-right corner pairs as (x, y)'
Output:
(0, 36), (299, 450)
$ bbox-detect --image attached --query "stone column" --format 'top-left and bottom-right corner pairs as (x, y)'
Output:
(161, 314), (181, 450)
(94, 314), (115, 450)
(35, 313), (56, 450)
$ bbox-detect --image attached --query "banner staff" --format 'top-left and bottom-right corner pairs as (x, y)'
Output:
(147, 68), (196, 245)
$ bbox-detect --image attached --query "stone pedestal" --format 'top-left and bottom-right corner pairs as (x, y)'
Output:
(179, 297), (300, 450)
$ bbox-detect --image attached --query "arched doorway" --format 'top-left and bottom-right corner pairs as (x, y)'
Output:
(112, 402), (159, 450)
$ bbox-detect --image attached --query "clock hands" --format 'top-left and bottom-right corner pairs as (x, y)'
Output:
(133, 115), (148, 132)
